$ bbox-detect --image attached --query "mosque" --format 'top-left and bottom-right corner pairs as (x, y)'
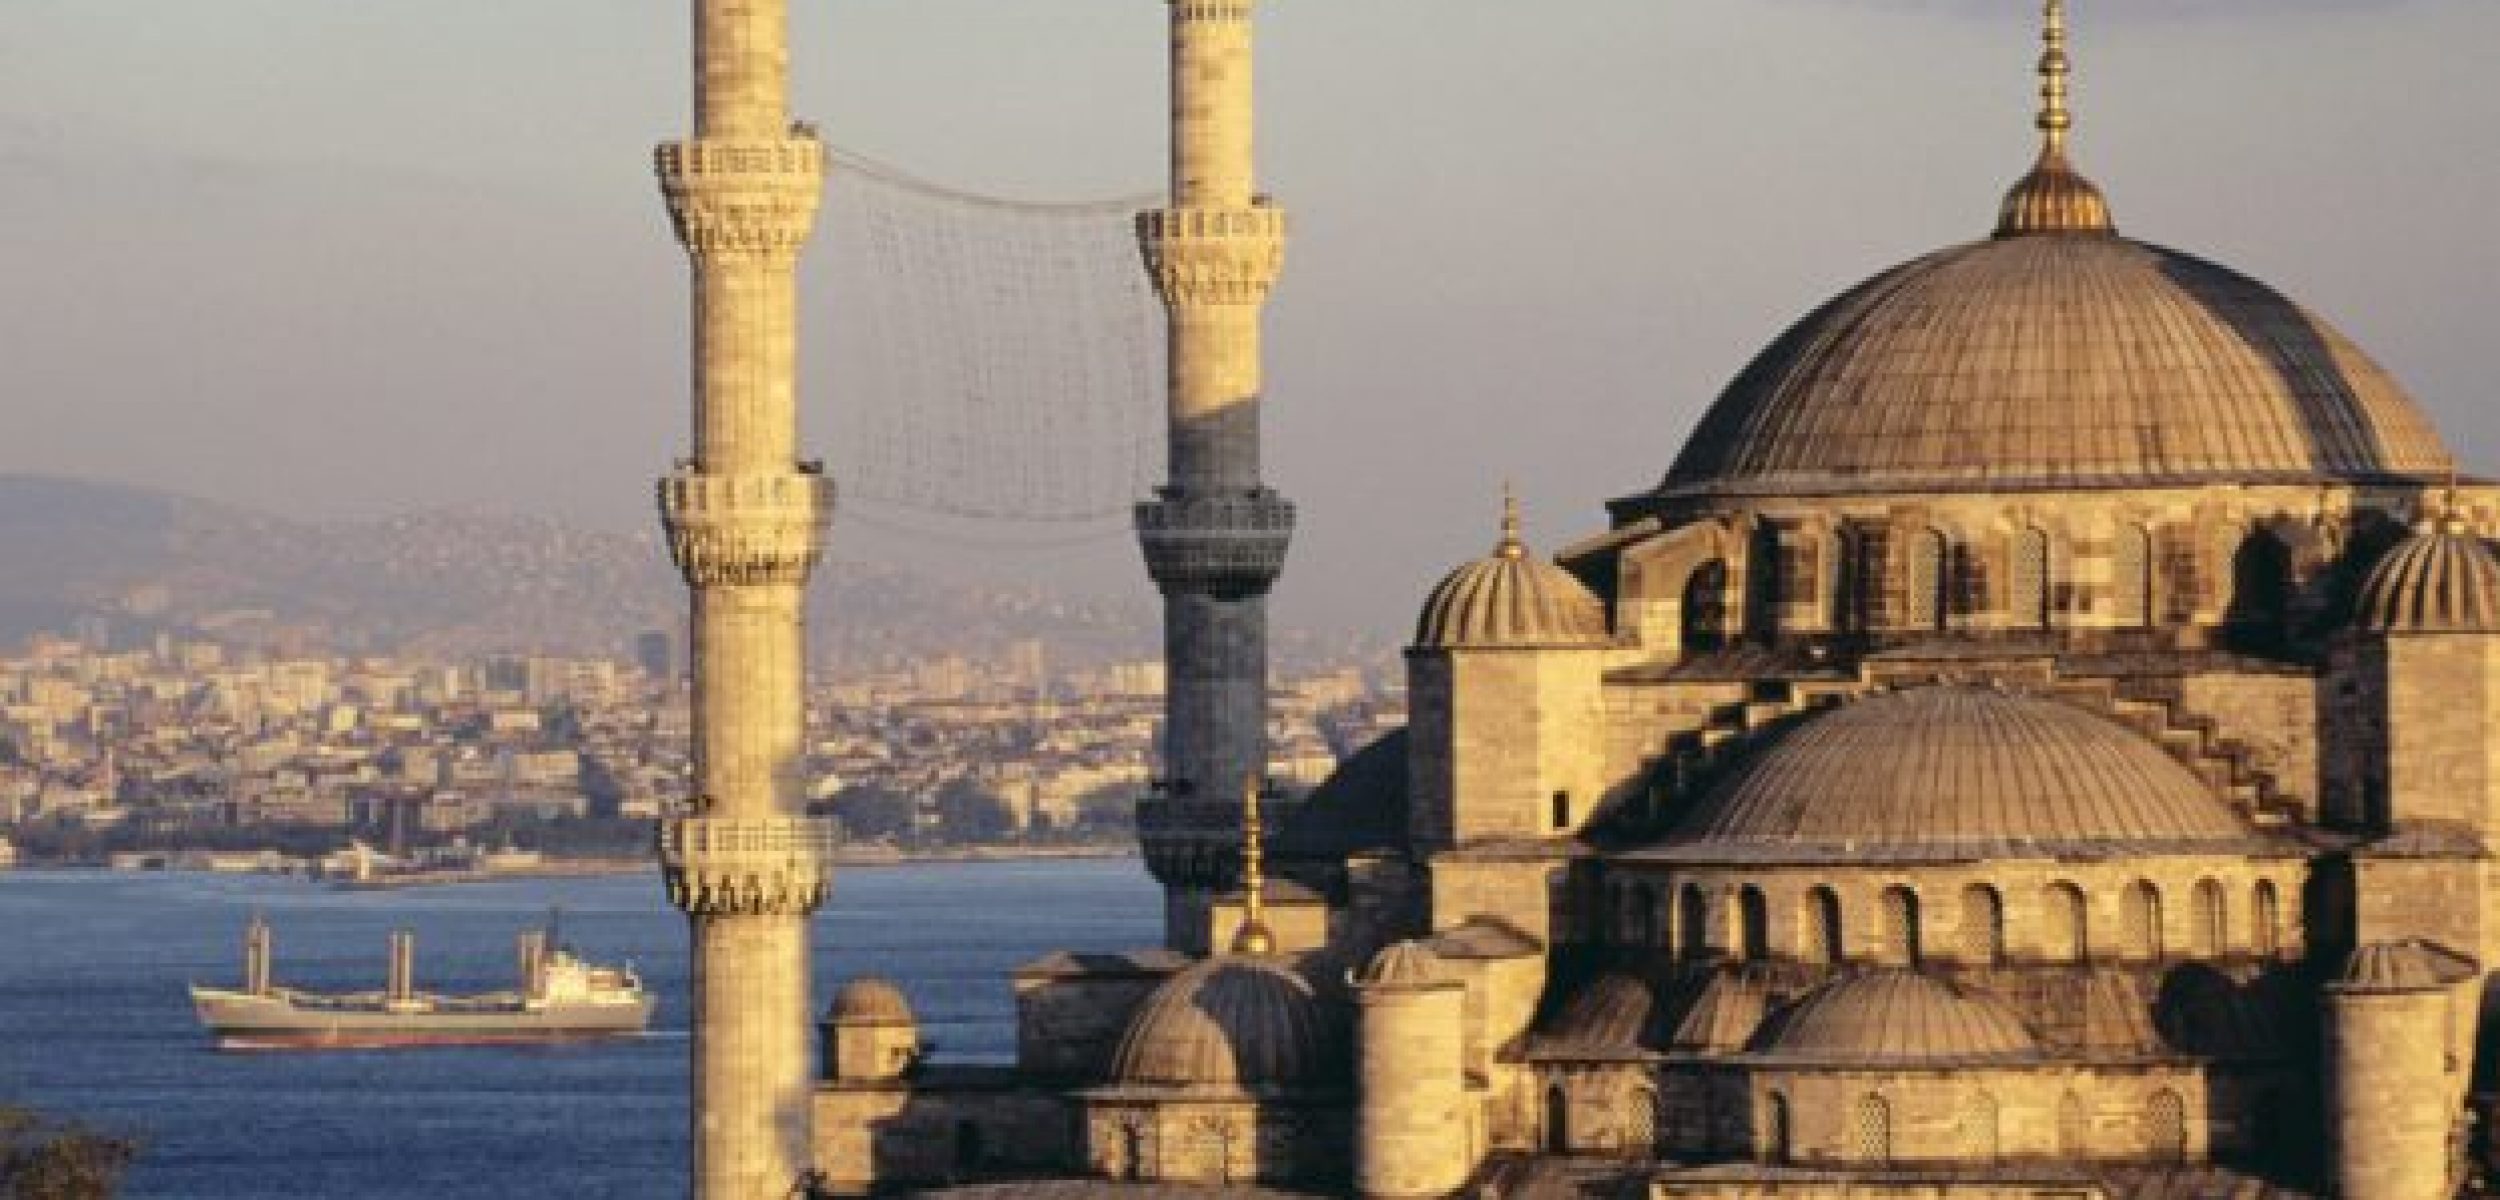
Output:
(652, 0), (2499, 1196)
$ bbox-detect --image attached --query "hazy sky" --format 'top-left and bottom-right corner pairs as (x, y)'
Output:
(4, 1), (2496, 640)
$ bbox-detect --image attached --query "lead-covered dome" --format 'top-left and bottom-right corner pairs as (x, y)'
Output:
(826, 976), (916, 1026)
(1652, 686), (2254, 862)
(1751, 970), (2037, 1064)
(1414, 496), (1608, 649)
(2354, 516), (2500, 633)
(1657, 234), (2452, 499)
(1108, 957), (1343, 1091)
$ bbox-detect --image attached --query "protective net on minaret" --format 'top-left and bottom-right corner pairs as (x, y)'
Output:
(811, 149), (1164, 528)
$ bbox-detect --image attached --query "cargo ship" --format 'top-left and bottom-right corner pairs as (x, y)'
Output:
(191, 915), (654, 1049)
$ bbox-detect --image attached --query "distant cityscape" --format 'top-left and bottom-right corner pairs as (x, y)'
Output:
(0, 627), (1402, 876)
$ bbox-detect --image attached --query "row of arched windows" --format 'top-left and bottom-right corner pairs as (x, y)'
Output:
(1549, 1082), (2192, 1163)
(1611, 876), (2286, 964)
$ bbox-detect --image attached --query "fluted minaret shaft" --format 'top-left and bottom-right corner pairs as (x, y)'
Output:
(1135, 0), (1295, 954)
(655, 2), (834, 1196)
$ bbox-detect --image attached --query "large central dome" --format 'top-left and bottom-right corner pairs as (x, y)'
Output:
(1658, 233), (2453, 498)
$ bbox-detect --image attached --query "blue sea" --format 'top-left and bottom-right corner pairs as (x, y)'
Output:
(0, 859), (1161, 1198)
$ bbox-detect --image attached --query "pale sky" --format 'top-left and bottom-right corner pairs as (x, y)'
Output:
(3, 1), (2495, 640)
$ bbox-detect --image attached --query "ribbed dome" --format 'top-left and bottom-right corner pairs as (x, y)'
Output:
(1657, 235), (2452, 498)
(1356, 941), (1450, 989)
(826, 977), (915, 1026)
(2335, 939), (2476, 994)
(2355, 518), (2500, 633)
(1414, 499), (1608, 649)
(1108, 957), (1342, 1091)
(1752, 970), (2036, 1064)
(1655, 687), (2251, 862)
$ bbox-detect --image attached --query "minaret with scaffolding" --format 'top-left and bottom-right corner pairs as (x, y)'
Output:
(651, 1), (836, 1196)
(1134, 0), (1296, 955)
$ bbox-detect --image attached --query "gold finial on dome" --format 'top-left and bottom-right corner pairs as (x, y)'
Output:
(1232, 771), (1276, 955)
(1497, 482), (1526, 560)
(1995, 0), (2115, 238)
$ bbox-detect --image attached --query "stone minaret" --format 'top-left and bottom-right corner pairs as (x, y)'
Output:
(1134, 0), (1296, 955)
(652, 1), (835, 1196)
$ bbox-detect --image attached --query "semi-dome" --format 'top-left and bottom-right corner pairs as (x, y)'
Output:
(826, 976), (915, 1026)
(2354, 515), (2500, 633)
(1652, 686), (2254, 862)
(1414, 494), (1608, 649)
(2334, 939), (2477, 994)
(1751, 969), (2037, 1064)
(1108, 957), (1343, 1091)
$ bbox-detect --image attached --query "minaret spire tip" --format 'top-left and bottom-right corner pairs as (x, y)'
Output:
(1995, 0), (2113, 237)
(2037, 0), (2072, 154)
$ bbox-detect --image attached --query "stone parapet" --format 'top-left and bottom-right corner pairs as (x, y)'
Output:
(659, 468), (833, 586)
(659, 814), (835, 916)
(656, 135), (825, 260)
(1137, 205), (1286, 306)
(1135, 491), (1294, 598)
(1137, 793), (1296, 889)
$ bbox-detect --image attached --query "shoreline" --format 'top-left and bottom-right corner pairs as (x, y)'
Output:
(10, 843), (1142, 890)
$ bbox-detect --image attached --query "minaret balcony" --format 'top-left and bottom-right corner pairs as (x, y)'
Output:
(1135, 492), (1296, 598)
(655, 135), (825, 258)
(1137, 204), (1286, 306)
(657, 815), (834, 917)
(658, 469), (833, 587)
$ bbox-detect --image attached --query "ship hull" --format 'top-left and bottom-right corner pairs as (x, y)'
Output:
(192, 986), (654, 1051)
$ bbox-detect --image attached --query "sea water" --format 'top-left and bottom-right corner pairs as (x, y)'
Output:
(0, 859), (1160, 1198)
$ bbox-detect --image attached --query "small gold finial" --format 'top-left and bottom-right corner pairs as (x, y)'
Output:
(1496, 483), (1525, 561)
(1232, 771), (1275, 956)
(1994, 0), (2113, 237)
(2037, 0), (2072, 153)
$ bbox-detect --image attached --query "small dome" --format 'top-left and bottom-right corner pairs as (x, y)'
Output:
(1108, 957), (1343, 1091)
(2354, 516), (2500, 633)
(1655, 686), (2252, 862)
(826, 976), (915, 1026)
(1357, 941), (1450, 989)
(1752, 970), (2036, 1064)
(2335, 939), (2476, 994)
(1414, 498), (1608, 650)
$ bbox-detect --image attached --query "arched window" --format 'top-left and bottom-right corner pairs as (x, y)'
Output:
(1684, 559), (1730, 652)
(2190, 878), (2226, 957)
(1627, 882), (1656, 948)
(1853, 1094), (1893, 1165)
(2058, 1091), (2090, 1158)
(1679, 884), (1710, 962)
(2227, 528), (2292, 648)
(1552, 790), (1572, 830)
(2115, 524), (2154, 627)
(1959, 884), (2005, 965)
(1544, 1085), (1572, 1153)
(2123, 880), (2164, 960)
(1628, 1088), (1661, 1159)
(1747, 522), (1786, 640)
(1907, 530), (1948, 630)
(1960, 1092), (2001, 1163)
(2047, 882), (2089, 964)
(1879, 886), (1921, 966)
(2253, 880), (2282, 957)
(2011, 528), (2051, 629)
(2143, 1088), (2187, 1162)
(1805, 886), (1844, 965)
(1738, 886), (1770, 962)
(1761, 1092), (1792, 1164)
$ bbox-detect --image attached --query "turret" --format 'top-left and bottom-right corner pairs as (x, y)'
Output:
(2325, 939), (2474, 1200)
(1354, 941), (1471, 1197)
(820, 977), (920, 1084)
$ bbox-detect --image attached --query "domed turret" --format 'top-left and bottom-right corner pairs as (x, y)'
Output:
(1356, 940), (1450, 989)
(2326, 939), (2473, 1200)
(822, 976), (919, 1083)
(1354, 941), (1468, 1197)
(1414, 492), (1608, 649)
(2354, 509), (2500, 633)
(1108, 956), (1343, 1091)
